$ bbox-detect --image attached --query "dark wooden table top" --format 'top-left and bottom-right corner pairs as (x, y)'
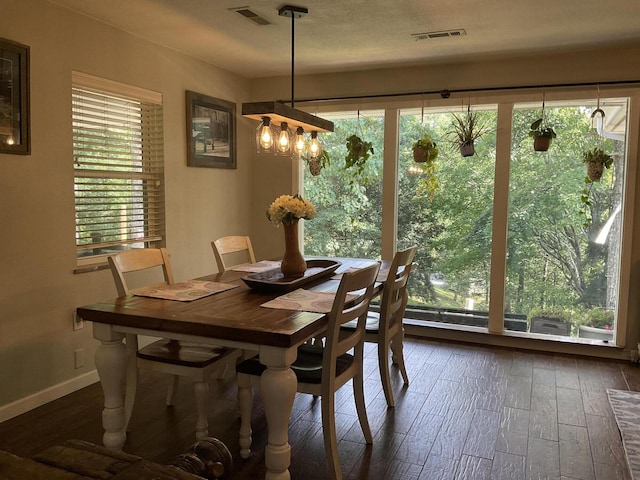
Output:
(77, 257), (380, 348)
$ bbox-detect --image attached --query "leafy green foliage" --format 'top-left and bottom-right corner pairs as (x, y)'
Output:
(582, 147), (613, 167)
(303, 113), (384, 261)
(528, 117), (557, 138)
(344, 134), (374, 183)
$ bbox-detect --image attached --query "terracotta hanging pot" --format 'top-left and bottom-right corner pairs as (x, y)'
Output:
(413, 146), (428, 163)
(534, 136), (552, 152)
(281, 220), (306, 278)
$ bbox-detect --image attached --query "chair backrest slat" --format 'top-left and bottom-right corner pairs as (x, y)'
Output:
(212, 236), (256, 272)
(108, 247), (174, 296)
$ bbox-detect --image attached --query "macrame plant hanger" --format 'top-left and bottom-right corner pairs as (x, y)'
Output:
(590, 85), (606, 145)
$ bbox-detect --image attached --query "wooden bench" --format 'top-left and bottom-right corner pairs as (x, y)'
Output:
(0, 438), (232, 480)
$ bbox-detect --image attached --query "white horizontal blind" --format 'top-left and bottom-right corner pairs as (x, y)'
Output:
(72, 79), (164, 259)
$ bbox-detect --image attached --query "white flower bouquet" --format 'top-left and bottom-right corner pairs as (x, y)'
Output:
(266, 194), (316, 226)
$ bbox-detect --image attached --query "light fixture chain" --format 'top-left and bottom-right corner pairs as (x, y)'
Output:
(291, 12), (295, 109)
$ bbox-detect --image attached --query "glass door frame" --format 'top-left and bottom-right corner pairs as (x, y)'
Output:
(302, 88), (640, 348)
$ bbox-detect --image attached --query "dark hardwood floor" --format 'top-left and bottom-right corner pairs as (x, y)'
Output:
(1, 337), (638, 479)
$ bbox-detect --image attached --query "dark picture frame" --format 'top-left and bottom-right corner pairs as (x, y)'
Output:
(0, 38), (30, 155)
(186, 90), (236, 169)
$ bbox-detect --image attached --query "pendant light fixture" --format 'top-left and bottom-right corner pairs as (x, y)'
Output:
(242, 4), (334, 157)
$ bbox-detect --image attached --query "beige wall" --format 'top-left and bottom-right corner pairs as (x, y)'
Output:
(0, 0), (259, 414)
(2, 0), (640, 418)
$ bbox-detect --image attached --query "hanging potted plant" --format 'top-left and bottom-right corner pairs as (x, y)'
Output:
(411, 133), (439, 198)
(345, 134), (374, 176)
(449, 110), (487, 157)
(528, 118), (557, 152)
(306, 150), (330, 177)
(412, 133), (438, 163)
(579, 147), (614, 227)
(582, 147), (613, 182)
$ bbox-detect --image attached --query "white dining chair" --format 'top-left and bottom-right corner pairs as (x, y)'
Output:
(108, 247), (241, 439)
(235, 262), (381, 480)
(341, 245), (417, 407)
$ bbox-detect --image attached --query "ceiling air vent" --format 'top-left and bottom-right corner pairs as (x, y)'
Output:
(229, 6), (271, 26)
(412, 29), (467, 41)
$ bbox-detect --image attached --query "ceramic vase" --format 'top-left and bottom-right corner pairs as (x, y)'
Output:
(281, 220), (306, 278)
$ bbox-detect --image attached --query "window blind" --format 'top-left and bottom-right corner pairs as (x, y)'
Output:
(72, 80), (164, 259)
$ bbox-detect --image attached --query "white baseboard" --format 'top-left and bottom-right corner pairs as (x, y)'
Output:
(0, 370), (100, 423)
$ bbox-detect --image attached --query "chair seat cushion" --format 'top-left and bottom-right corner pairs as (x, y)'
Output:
(235, 343), (354, 384)
(341, 311), (380, 334)
(137, 339), (232, 367)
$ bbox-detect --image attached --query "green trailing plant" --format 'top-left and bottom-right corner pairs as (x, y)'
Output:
(412, 134), (439, 163)
(579, 147), (614, 227)
(412, 134), (439, 198)
(344, 134), (374, 177)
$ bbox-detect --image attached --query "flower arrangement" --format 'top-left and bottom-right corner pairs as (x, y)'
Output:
(266, 194), (316, 226)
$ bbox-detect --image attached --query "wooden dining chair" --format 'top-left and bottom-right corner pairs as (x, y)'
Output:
(108, 247), (241, 440)
(235, 262), (381, 480)
(211, 235), (256, 272)
(341, 245), (417, 407)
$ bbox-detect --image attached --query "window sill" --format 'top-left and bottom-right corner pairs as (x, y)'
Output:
(74, 262), (109, 274)
(404, 319), (628, 361)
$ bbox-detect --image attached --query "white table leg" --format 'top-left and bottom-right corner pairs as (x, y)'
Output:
(93, 322), (127, 450)
(259, 345), (298, 480)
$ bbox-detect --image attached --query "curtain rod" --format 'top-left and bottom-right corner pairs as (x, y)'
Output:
(283, 79), (640, 105)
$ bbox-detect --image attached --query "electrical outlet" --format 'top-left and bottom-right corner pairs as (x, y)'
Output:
(74, 349), (85, 369)
(73, 311), (84, 330)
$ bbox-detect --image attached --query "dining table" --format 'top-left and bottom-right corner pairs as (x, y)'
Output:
(76, 256), (384, 480)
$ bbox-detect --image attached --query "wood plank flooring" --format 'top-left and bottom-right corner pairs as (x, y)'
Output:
(1, 337), (638, 480)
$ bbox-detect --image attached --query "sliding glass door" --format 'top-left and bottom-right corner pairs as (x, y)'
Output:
(505, 98), (628, 340)
(302, 92), (630, 344)
(397, 106), (498, 330)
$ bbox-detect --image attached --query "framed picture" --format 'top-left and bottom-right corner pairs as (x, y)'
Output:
(186, 90), (236, 168)
(0, 38), (30, 155)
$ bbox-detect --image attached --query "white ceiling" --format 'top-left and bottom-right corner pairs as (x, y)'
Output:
(48, 0), (640, 79)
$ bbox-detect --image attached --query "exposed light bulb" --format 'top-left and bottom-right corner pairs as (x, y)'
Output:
(257, 117), (274, 152)
(5, 136), (15, 146)
(308, 131), (323, 159)
(293, 127), (306, 156)
(277, 122), (291, 154)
